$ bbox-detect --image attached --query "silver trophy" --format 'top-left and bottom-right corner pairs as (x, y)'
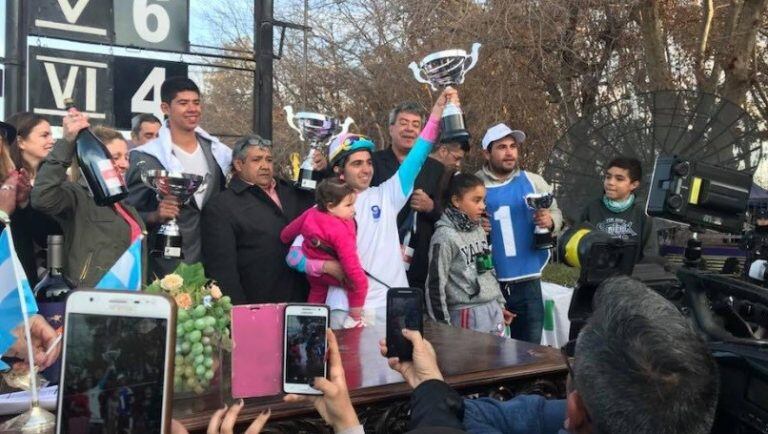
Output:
(285, 106), (353, 190)
(141, 170), (208, 259)
(525, 192), (555, 250)
(409, 43), (481, 143)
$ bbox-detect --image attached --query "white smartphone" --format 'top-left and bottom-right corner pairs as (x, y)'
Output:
(56, 290), (176, 434)
(283, 304), (329, 395)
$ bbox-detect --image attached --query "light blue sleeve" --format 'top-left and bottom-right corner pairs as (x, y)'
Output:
(397, 135), (433, 197)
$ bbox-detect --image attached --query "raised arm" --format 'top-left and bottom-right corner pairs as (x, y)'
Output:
(395, 87), (458, 197)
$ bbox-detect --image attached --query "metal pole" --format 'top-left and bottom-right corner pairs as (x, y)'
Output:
(302, 0), (308, 108)
(253, 0), (274, 139)
(4, 0), (26, 117)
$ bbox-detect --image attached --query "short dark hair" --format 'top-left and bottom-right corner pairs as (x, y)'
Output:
(574, 277), (718, 434)
(443, 172), (484, 207)
(316, 177), (355, 212)
(388, 101), (425, 126)
(161, 76), (200, 104)
(606, 156), (642, 183)
(438, 138), (470, 153)
(130, 113), (161, 136)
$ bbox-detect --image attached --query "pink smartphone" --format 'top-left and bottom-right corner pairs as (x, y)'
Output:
(231, 303), (285, 398)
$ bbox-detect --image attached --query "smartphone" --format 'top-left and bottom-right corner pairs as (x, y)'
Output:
(56, 290), (176, 434)
(282, 304), (329, 395)
(386, 287), (424, 361)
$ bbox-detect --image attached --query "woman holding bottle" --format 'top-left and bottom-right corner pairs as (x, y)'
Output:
(31, 109), (146, 286)
(5, 112), (62, 286)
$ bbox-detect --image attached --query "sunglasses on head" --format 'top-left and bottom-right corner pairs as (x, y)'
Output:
(235, 136), (272, 152)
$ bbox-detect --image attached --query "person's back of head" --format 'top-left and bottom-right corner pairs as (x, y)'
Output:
(574, 276), (718, 434)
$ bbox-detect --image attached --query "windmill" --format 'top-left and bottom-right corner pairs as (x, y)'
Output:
(544, 90), (765, 223)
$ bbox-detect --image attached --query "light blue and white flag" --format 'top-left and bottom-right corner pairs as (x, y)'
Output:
(95, 236), (143, 291)
(0, 227), (38, 370)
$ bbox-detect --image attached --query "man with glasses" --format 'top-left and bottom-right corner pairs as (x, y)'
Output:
(201, 134), (316, 303)
(430, 137), (469, 172)
(370, 102), (448, 290)
(459, 276), (718, 433)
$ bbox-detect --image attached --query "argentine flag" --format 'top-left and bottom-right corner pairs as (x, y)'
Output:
(95, 236), (143, 291)
(0, 227), (38, 371)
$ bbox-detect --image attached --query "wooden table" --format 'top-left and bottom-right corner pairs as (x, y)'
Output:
(174, 322), (568, 433)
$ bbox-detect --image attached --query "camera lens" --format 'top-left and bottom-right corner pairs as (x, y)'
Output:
(673, 161), (690, 177)
(667, 194), (684, 210)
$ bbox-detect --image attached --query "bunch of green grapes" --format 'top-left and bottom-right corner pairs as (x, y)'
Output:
(173, 295), (232, 394)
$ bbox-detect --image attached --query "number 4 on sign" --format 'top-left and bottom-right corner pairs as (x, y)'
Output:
(131, 67), (166, 124)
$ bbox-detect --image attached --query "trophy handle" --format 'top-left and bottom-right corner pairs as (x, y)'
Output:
(284, 105), (304, 141)
(409, 61), (438, 91)
(465, 43), (482, 73)
(197, 173), (210, 196)
(340, 117), (354, 135)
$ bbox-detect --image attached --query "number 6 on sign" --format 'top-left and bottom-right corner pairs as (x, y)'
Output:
(133, 0), (171, 43)
(493, 206), (517, 257)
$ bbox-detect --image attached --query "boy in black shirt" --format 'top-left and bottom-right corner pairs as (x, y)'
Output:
(579, 156), (658, 262)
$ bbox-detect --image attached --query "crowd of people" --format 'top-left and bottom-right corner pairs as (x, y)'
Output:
(0, 74), (709, 433)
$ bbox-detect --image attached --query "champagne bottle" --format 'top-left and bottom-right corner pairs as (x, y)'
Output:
(34, 235), (75, 384)
(64, 99), (128, 206)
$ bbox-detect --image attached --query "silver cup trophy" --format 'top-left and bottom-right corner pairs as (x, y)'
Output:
(409, 42), (481, 143)
(525, 192), (555, 250)
(285, 106), (353, 190)
(141, 169), (208, 259)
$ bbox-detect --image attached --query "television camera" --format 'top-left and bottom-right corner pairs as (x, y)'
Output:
(559, 154), (768, 434)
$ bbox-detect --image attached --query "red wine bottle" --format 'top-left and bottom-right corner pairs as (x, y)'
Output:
(64, 99), (128, 206)
(34, 235), (75, 384)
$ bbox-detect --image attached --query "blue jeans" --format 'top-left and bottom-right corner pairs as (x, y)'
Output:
(502, 279), (544, 343)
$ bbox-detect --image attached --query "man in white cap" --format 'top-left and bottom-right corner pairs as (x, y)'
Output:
(476, 123), (562, 343)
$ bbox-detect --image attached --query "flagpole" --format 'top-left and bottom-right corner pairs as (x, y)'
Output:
(4, 224), (39, 405)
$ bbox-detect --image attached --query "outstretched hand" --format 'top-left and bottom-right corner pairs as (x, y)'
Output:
(429, 86), (459, 120)
(170, 402), (270, 434)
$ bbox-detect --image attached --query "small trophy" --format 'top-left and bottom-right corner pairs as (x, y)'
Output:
(409, 43), (481, 143)
(285, 106), (353, 190)
(141, 170), (208, 259)
(525, 193), (555, 250)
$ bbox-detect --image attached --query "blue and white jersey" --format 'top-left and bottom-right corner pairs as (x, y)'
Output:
(485, 171), (550, 281)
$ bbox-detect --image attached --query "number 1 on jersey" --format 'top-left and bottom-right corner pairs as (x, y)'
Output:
(493, 206), (517, 257)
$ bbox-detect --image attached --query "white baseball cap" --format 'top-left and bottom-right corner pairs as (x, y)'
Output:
(481, 123), (526, 150)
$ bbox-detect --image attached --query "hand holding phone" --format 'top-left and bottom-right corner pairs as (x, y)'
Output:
(283, 304), (329, 395)
(386, 288), (424, 361)
(379, 329), (444, 390)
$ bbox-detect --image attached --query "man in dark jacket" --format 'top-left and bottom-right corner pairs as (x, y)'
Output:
(201, 135), (315, 304)
(125, 77), (230, 280)
(372, 102), (445, 290)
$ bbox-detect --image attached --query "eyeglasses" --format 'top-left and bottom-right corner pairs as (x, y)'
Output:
(234, 135), (272, 153)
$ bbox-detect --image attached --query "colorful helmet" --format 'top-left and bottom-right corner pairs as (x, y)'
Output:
(328, 133), (375, 168)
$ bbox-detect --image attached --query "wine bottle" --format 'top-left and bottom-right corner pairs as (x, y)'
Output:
(34, 235), (75, 384)
(64, 98), (128, 206)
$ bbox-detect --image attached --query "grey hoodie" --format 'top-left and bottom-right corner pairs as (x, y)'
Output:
(426, 213), (505, 324)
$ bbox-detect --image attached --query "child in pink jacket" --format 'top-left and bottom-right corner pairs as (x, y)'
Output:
(280, 177), (368, 324)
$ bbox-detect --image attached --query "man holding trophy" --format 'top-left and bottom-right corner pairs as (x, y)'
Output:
(125, 77), (231, 279)
(476, 123), (563, 344)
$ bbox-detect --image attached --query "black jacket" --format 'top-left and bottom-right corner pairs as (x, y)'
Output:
(201, 177), (314, 304)
(372, 148), (445, 289)
(408, 379), (466, 433)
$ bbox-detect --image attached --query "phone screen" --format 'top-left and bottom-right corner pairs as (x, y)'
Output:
(284, 314), (327, 385)
(387, 290), (423, 361)
(58, 313), (168, 434)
